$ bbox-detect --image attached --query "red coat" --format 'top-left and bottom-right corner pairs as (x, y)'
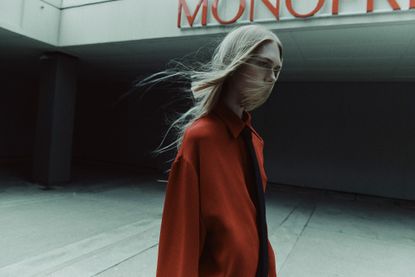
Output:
(156, 99), (277, 277)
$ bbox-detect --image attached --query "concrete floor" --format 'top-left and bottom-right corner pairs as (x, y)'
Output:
(0, 165), (414, 277)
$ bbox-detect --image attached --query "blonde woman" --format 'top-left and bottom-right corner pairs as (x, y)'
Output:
(140, 24), (283, 277)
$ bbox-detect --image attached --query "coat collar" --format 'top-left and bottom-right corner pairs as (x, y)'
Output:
(211, 99), (254, 139)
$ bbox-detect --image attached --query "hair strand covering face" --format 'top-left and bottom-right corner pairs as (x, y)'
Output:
(237, 62), (277, 111)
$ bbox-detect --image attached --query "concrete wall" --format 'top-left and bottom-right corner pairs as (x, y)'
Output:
(71, 80), (415, 200)
(71, 78), (182, 173)
(71, 80), (129, 166)
(255, 82), (415, 200)
(0, 72), (39, 162)
(1, 67), (414, 199)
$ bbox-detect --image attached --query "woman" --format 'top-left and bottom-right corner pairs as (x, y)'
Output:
(147, 24), (283, 276)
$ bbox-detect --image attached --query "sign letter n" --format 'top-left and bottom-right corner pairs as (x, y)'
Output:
(178, 0), (208, 28)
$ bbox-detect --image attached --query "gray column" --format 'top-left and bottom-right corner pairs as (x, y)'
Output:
(33, 52), (78, 186)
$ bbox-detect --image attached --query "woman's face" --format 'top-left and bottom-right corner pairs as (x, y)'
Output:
(245, 41), (282, 82)
(234, 40), (283, 111)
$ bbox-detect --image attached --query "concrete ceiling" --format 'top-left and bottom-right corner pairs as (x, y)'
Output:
(1, 20), (415, 83)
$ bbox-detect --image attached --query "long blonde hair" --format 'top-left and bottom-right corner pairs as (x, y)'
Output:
(122, 24), (283, 165)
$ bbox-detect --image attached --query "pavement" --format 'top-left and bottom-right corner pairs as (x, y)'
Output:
(0, 164), (414, 277)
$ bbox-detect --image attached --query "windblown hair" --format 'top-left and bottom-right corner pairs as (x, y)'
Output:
(123, 24), (283, 164)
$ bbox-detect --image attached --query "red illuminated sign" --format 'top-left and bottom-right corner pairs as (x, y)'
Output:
(178, 0), (415, 27)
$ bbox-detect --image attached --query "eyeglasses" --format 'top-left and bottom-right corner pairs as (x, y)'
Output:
(248, 56), (282, 77)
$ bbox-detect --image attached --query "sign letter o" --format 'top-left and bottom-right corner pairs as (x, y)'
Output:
(212, 0), (246, 24)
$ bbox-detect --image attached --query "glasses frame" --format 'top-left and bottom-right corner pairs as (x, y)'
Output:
(247, 56), (282, 78)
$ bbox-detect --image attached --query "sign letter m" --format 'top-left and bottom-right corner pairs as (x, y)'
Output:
(178, 0), (208, 28)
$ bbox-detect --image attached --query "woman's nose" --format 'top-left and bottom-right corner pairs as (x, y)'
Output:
(265, 72), (276, 82)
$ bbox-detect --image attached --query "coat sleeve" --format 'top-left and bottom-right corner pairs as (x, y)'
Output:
(156, 155), (206, 277)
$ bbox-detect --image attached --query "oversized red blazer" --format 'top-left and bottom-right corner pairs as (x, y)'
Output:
(156, 99), (277, 277)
